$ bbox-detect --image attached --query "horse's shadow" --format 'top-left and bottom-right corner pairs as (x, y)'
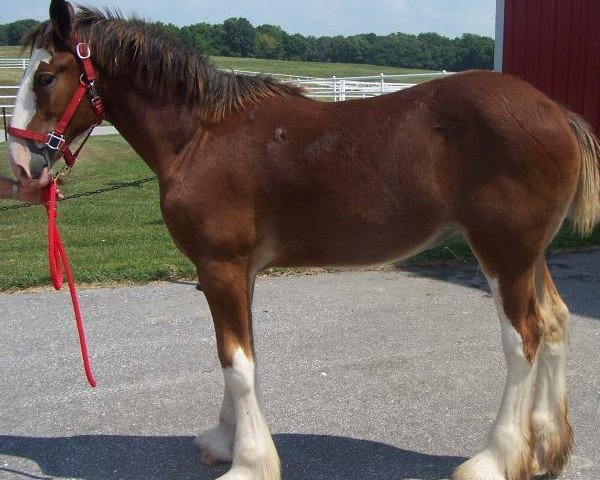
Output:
(0, 434), (464, 480)
(401, 251), (600, 321)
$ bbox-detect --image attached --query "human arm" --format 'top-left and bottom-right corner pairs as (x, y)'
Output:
(0, 175), (61, 204)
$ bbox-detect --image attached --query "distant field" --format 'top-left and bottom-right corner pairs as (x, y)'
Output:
(0, 45), (438, 87)
(0, 46), (24, 58)
(211, 56), (437, 81)
(0, 69), (22, 86)
(0, 46), (25, 85)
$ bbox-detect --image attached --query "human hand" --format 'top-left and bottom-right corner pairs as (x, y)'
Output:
(17, 182), (64, 204)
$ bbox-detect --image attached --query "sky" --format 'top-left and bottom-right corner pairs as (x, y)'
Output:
(1, 0), (497, 39)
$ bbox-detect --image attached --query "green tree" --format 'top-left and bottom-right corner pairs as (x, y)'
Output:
(223, 17), (255, 57)
(283, 33), (315, 61)
(254, 32), (280, 59)
(452, 33), (494, 70)
(417, 32), (455, 70)
(5, 19), (40, 45)
(313, 36), (332, 62)
(179, 23), (218, 54)
(328, 36), (373, 63)
(0, 16), (494, 70)
(254, 24), (285, 59)
(0, 25), (7, 45)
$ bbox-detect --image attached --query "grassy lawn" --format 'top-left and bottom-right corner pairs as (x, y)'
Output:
(0, 69), (22, 86)
(211, 56), (437, 81)
(0, 46), (26, 85)
(0, 135), (196, 291)
(401, 226), (600, 266)
(0, 46), (25, 58)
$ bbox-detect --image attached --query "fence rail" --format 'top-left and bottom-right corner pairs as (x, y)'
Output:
(0, 58), (28, 69)
(0, 86), (19, 122)
(232, 70), (452, 101)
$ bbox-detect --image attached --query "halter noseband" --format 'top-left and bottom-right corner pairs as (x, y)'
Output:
(7, 36), (104, 168)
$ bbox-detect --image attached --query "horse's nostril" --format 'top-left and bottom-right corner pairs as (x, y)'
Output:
(16, 165), (30, 181)
(29, 153), (49, 180)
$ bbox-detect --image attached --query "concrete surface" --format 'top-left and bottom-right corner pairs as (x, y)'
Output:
(0, 250), (598, 480)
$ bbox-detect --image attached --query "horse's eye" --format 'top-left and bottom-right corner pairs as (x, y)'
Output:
(38, 73), (56, 87)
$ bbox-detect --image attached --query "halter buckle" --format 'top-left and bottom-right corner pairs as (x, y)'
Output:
(46, 131), (66, 150)
(88, 80), (99, 99)
(76, 43), (91, 60)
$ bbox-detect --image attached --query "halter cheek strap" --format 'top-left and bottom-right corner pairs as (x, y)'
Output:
(7, 37), (104, 167)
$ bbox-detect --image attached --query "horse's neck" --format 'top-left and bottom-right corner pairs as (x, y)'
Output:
(98, 76), (200, 177)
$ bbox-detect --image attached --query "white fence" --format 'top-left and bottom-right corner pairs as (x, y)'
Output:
(0, 58), (28, 69)
(0, 86), (18, 122)
(228, 70), (451, 100)
(295, 72), (449, 100)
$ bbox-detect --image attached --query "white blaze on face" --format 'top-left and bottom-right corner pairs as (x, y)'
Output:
(8, 48), (52, 181)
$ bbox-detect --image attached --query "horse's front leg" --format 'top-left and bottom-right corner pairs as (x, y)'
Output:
(196, 258), (280, 480)
(196, 382), (235, 465)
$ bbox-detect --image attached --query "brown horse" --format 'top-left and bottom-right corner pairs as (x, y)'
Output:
(7, 2), (600, 479)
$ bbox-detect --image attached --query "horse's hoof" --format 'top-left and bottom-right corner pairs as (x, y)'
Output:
(200, 449), (224, 466)
(195, 425), (234, 465)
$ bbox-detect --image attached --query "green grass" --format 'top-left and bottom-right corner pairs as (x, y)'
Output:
(399, 226), (600, 266)
(0, 70), (21, 87)
(0, 46), (26, 86)
(0, 135), (196, 291)
(0, 46), (25, 58)
(211, 56), (437, 81)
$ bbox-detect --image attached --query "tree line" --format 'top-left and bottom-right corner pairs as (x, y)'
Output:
(0, 17), (494, 71)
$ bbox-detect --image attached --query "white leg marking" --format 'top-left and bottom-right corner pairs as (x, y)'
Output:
(531, 298), (571, 475)
(454, 278), (534, 480)
(8, 48), (52, 177)
(216, 348), (280, 480)
(196, 382), (235, 464)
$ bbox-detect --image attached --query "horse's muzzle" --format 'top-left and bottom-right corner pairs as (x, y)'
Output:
(27, 140), (57, 180)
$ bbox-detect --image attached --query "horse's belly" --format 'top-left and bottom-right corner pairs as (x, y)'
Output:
(268, 209), (451, 268)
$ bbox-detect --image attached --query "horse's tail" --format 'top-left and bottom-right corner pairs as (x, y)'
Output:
(567, 112), (600, 236)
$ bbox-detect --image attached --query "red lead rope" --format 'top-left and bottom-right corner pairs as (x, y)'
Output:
(46, 179), (96, 388)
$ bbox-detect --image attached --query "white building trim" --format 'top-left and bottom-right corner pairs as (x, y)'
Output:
(494, 0), (506, 72)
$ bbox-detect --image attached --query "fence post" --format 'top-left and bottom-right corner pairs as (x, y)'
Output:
(22, 58), (27, 70)
(380, 72), (384, 94)
(340, 80), (346, 101)
(333, 76), (337, 101)
(3, 108), (7, 141)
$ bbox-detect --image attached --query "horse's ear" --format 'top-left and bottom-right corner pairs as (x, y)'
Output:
(49, 0), (74, 46)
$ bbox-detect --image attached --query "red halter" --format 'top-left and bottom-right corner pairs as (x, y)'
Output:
(7, 37), (104, 167)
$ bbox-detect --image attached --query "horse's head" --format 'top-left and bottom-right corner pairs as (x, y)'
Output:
(8, 0), (102, 187)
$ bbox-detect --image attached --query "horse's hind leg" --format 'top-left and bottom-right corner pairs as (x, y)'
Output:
(195, 259), (280, 480)
(454, 232), (547, 480)
(531, 260), (572, 476)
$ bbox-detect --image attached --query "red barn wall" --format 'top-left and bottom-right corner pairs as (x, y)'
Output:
(501, 0), (600, 135)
